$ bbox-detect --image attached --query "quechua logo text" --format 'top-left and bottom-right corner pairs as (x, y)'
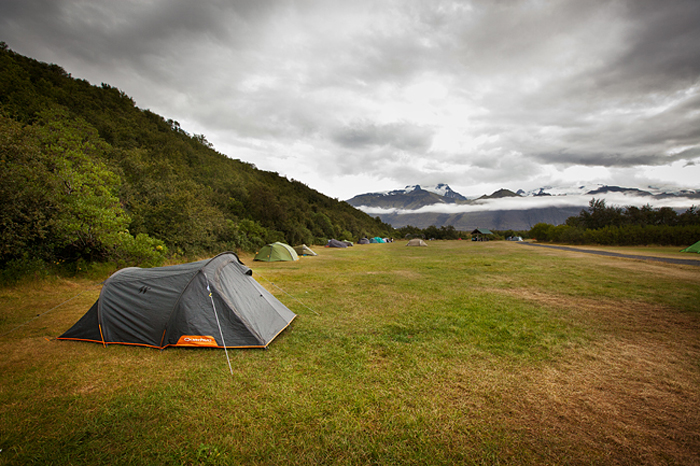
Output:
(176, 335), (218, 347)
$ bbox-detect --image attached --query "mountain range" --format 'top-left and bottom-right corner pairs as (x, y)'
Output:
(346, 184), (699, 231)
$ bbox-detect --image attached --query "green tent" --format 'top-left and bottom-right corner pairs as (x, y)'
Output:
(254, 242), (299, 262)
(680, 240), (700, 253)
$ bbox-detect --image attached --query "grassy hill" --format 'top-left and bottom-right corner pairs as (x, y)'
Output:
(0, 44), (393, 269)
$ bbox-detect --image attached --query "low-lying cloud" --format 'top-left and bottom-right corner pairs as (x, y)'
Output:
(356, 192), (699, 216)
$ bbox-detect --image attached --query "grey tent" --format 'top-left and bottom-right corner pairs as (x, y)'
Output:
(58, 252), (296, 349)
(326, 239), (348, 248)
(358, 238), (370, 244)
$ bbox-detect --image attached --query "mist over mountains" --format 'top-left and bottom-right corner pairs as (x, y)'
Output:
(346, 184), (700, 231)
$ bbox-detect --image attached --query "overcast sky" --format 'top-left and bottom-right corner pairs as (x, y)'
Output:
(2, 0), (700, 201)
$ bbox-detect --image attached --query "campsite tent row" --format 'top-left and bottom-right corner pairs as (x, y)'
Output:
(357, 237), (389, 244)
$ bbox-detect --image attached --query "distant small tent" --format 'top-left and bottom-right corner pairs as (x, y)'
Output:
(406, 238), (428, 247)
(294, 244), (317, 256)
(254, 242), (299, 262)
(326, 239), (348, 248)
(680, 240), (700, 253)
(370, 237), (386, 243)
(358, 238), (370, 244)
(58, 252), (295, 349)
(342, 240), (354, 247)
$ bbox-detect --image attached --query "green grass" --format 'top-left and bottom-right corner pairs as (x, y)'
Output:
(1, 241), (699, 465)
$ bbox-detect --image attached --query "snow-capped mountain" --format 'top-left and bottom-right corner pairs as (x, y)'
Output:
(516, 184), (699, 198)
(346, 183), (699, 230)
(372, 184), (468, 201)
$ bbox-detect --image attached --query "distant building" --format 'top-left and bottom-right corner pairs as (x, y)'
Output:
(471, 228), (493, 241)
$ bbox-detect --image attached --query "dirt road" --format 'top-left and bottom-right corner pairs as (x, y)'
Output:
(520, 242), (700, 267)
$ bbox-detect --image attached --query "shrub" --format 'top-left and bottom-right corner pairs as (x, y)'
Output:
(112, 232), (168, 268)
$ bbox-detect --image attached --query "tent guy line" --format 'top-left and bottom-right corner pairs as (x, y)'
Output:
(207, 280), (233, 375)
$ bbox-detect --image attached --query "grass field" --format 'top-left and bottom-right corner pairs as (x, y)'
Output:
(1, 241), (699, 465)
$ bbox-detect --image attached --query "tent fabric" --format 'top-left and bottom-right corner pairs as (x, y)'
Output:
(357, 238), (370, 244)
(406, 238), (428, 247)
(680, 240), (700, 253)
(370, 237), (386, 243)
(254, 242), (299, 262)
(326, 239), (348, 248)
(294, 244), (318, 256)
(58, 252), (296, 349)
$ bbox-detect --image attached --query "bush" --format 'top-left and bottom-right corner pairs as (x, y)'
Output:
(0, 255), (48, 286)
(529, 223), (554, 242)
(529, 222), (700, 247)
(112, 232), (168, 268)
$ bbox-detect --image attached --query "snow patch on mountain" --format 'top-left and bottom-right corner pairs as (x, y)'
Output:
(517, 184), (698, 198)
(376, 183), (467, 200)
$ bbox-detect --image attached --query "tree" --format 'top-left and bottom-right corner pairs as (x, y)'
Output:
(32, 108), (130, 260)
(679, 206), (700, 226)
(0, 114), (56, 263)
(1, 108), (166, 268)
(529, 223), (554, 242)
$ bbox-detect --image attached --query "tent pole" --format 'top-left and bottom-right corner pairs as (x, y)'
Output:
(207, 282), (233, 376)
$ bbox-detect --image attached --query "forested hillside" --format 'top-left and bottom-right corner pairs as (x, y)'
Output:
(0, 44), (393, 272)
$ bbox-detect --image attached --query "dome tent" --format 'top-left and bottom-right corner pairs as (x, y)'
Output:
(294, 244), (318, 256)
(326, 239), (348, 248)
(406, 238), (428, 247)
(58, 252), (296, 349)
(254, 242), (299, 262)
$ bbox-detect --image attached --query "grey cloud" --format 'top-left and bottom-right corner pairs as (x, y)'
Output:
(601, 0), (700, 92)
(331, 121), (433, 152)
(1, 0), (699, 199)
